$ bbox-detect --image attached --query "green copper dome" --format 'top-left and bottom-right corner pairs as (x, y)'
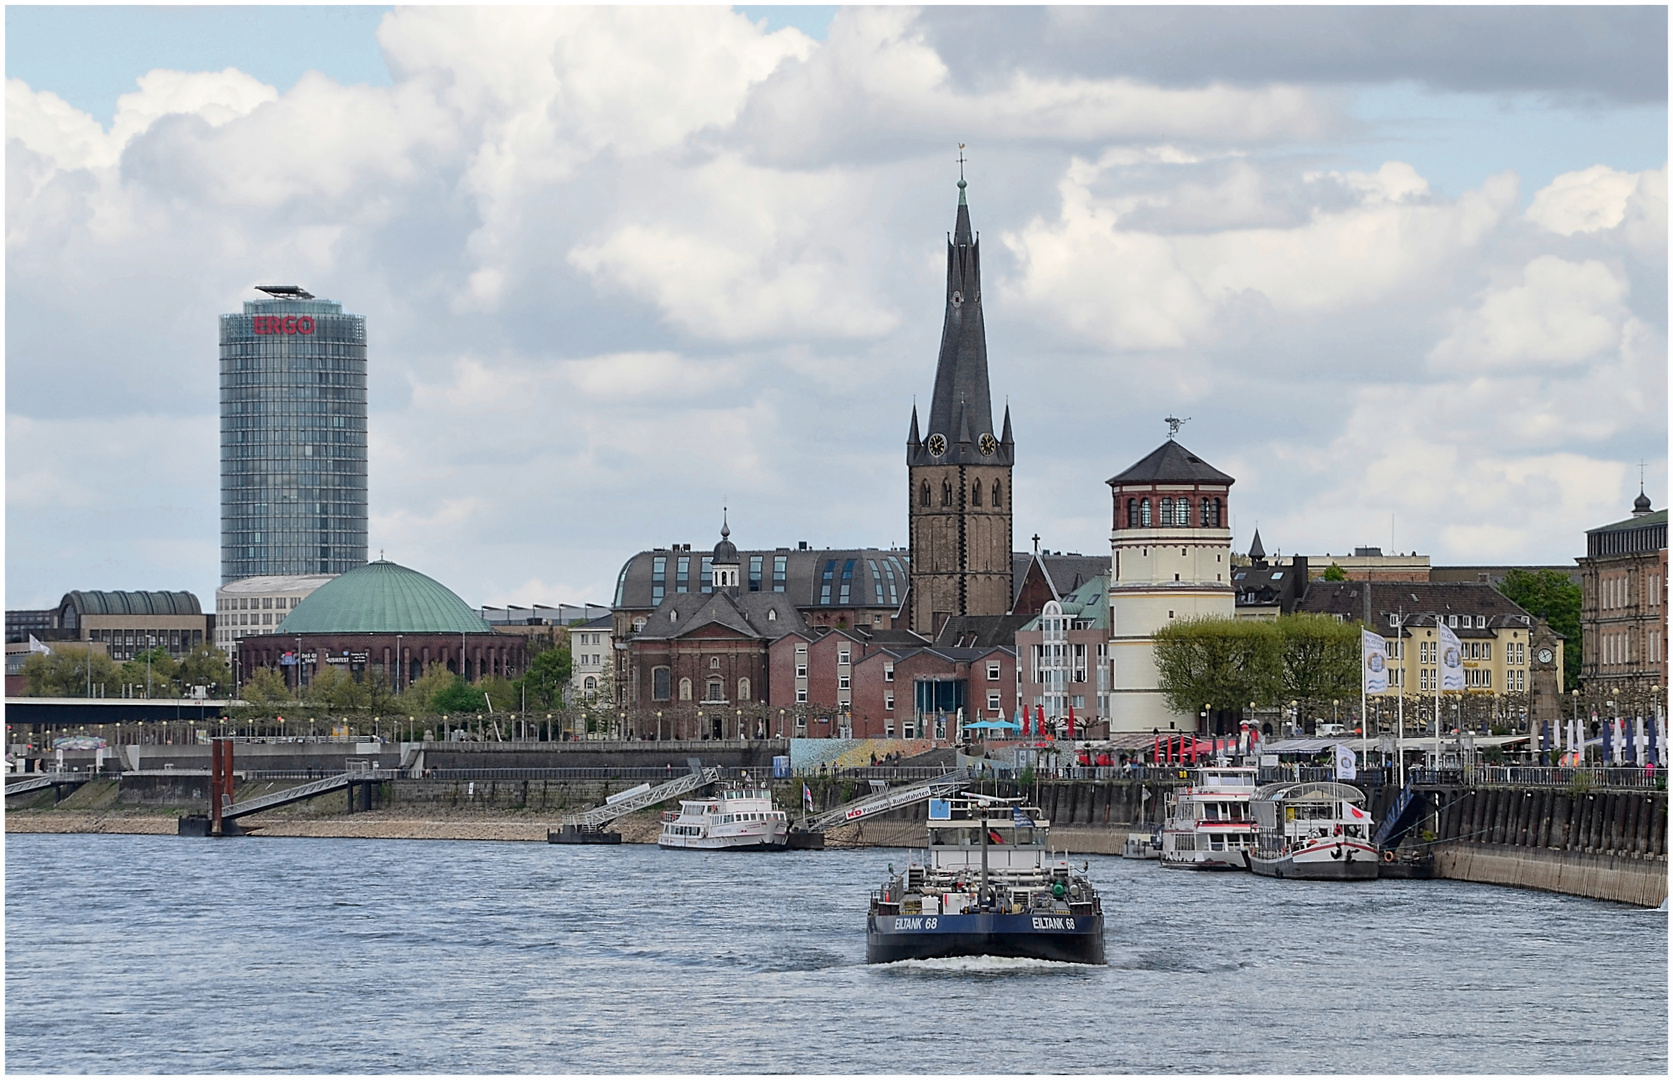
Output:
(275, 560), (493, 635)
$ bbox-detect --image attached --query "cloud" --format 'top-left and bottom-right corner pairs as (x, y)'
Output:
(1526, 164), (1647, 236)
(1001, 157), (1516, 349)
(1429, 256), (1632, 370)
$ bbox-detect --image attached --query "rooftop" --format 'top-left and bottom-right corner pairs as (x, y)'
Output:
(276, 560), (494, 635)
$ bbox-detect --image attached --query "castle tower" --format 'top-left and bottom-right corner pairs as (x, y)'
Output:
(1106, 437), (1235, 732)
(907, 177), (1013, 637)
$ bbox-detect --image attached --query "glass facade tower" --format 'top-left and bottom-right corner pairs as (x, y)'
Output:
(220, 287), (368, 583)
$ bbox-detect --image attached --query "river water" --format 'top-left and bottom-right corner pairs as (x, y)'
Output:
(5, 833), (1666, 1074)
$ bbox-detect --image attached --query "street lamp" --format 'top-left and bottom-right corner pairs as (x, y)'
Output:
(737, 708), (743, 742)
(657, 710), (663, 742)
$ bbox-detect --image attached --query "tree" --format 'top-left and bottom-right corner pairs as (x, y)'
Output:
(1152, 617), (1282, 716)
(1498, 568), (1583, 689)
(1322, 563), (1348, 581)
(306, 664), (369, 711)
(22, 645), (118, 698)
(397, 662), (457, 715)
(478, 674), (517, 712)
(119, 647), (179, 697)
(518, 645), (572, 709)
(240, 667), (292, 703)
(177, 643), (232, 694)
(432, 676), (487, 714)
(1275, 613), (1361, 706)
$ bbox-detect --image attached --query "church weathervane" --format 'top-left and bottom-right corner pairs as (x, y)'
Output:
(1164, 415), (1190, 440)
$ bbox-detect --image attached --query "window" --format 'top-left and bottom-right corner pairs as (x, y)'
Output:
(707, 677), (724, 701)
(1160, 497), (1172, 523)
(885, 692), (895, 711)
(988, 691), (1001, 711)
(749, 556), (763, 592)
(992, 480), (1002, 508)
(839, 675), (850, 690)
(838, 648), (850, 665)
(972, 482), (982, 507)
(679, 677), (692, 701)
(920, 481), (931, 507)
(987, 662), (1000, 681)
(884, 662), (894, 682)
(796, 688), (808, 703)
(942, 480), (953, 507)
(773, 555), (787, 592)
(796, 664), (808, 679)
(1175, 499), (1189, 526)
(1476, 615), (1486, 628)
(652, 667), (672, 701)
(1140, 499), (1151, 527)
(1127, 498), (1138, 528)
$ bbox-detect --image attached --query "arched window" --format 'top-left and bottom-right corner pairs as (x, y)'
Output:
(941, 480), (953, 507)
(1159, 497), (1172, 524)
(738, 677), (750, 701)
(992, 480), (1002, 507)
(679, 677), (692, 701)
(920, 481), (931, 507)
(1201, 497), (1212, 527)
(652, 667), (672, 701)
(972, 482), (983, 507)
(707, 677), (724, 701)
(1212, 498), (1222, 527)
(1127, 498), (1138, 528)
(1175, 499), (1190, 526)
(1139, 499), (1151, 527)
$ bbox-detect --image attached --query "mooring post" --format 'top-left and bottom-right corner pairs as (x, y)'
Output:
(210, 738), (229, 837)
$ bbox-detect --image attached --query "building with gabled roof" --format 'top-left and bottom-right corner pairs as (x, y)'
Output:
(1016, 574), (1110, 732)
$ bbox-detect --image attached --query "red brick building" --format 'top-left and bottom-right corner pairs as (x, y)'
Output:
(846, 644), (1017, 740)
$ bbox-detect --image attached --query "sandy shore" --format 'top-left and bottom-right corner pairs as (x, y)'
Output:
(4, 809), (669, 843)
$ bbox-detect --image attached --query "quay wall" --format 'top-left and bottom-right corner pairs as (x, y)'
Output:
(1428, 784), (1667, 907)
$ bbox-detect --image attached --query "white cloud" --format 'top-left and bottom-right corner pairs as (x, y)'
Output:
(1525, 164), (1644, 235)
(1428, 256), (1630, 370)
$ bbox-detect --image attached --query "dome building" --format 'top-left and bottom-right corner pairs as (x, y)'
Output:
(237, 559), (526, 693)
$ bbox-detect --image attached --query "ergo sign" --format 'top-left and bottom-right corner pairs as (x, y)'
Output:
(253, 315), (315, 335)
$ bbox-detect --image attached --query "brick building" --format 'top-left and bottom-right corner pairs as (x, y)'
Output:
(848, 644), (1017, 740)
(1016, 575), (1109, 726)
(1577, 492), (1668, 692)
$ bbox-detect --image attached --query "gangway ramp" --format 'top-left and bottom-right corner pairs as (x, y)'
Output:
(806, 769), (968, 833)
(565, 766), (721, 829)
(224, 769), (399, 820)
(5, 772), (87, 797)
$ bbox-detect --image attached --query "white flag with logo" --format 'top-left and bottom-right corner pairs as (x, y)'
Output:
(1436, 623), (1465, 691)
(1361, 629), (1388, 694)
(1333, 743), (1357, 780)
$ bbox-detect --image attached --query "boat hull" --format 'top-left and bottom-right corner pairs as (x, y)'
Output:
(866, 912), (1105, 965)
(1160, 853), (1245, 871)
(1250, 840), (1378, 880)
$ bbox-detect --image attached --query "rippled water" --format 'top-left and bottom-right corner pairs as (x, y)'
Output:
(5, 833), (1666, 1074)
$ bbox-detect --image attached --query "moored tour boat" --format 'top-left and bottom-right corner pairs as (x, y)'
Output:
(866, 793), (1105, 965)
(658, 786), (790, 850)
(1249, 780), (1377, 880)
(1159, 766), (1257, 871)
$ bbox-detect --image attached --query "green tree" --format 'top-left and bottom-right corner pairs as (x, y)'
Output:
(432, 676), (488, 714)
(1322, 563), (1348, 582)
(364, 668), (399, 715)
(397, 662), (457, 715)
(478, 674), (517, 711)
(1275, 613), (1362, 707)
(240, 666), (293, 703)
(1152, 617), (1282, 717)
(22, 645), (119, 698)
(177, 643), (233, 694)
(1498, 568), (1583, 689)
(518, 645), (572, 709)
(306, 664), (370, 711)
(119, 646), (180, 697)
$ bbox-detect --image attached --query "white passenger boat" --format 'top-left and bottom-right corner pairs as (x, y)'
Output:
(1159, 766), (1257, 870)
(658, 786), (790, 850)
(1122, 830), (1160, 859)
(1249, 780), (1377, 880)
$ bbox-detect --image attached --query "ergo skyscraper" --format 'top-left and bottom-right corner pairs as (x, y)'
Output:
(220, 285), (368, 583)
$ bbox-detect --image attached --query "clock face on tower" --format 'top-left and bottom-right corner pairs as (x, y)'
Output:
(1536, 647), (1555, 665)
(978, 432), (997, 456)
(926, 433), (947, 457)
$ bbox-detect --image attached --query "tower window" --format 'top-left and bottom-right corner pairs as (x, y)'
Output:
(1175, 499), (1190, 526)
(992, 480), (1002, 508)
(942, 480), (953, 507)
(972, 482), (982, 507)
(920, 481), (931, 507)
(1127, 498), (1138, 528)
(1160, 497), (1172, 524)
(1140, 499), (1152, 528)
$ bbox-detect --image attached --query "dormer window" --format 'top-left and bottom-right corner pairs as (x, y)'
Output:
(767, 609), (777, 621)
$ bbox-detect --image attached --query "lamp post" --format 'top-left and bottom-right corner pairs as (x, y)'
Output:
(737, 708), (743, 742)
(657, 710), (663, 742)
(779, 709), (785, 739)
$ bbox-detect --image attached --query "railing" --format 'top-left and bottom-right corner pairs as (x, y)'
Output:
(1464, 765), (1665, 790)
(427, 766), (765, 782)
(808, 766), (957, 782)
(1256, 766), (1393, 787)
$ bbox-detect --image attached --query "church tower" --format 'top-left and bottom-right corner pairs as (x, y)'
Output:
(907, 176), (1014, 637)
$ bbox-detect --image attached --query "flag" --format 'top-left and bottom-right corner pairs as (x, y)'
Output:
(1362, 629), (1388, 694)
(803, 782), (813, 812)
(1436, 623), (1465, 691)
(1012, 806), (1037, 828)
(1334, 743), (1357, 780)
(1020, 706), (1029, 738)
(1037, 704), (1046, 739)
(26, 634), (50, 654)
(1066, 703), (1075, 741)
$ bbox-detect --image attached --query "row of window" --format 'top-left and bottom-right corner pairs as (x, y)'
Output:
(650, 668), (751, 702)
(1126, 496), (1223, 529)
(919, 478), (1005, 509)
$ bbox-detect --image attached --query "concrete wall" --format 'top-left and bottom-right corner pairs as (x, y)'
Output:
(1433, 843), (1667, 908)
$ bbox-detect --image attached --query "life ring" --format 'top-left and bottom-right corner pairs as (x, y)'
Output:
(1381, 849), (1396, 864)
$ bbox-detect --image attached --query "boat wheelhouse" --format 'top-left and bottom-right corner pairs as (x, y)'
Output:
(866, 793), (1105, 965)
(1160, 766), (1257, 871)
(658, 787), (789, 850)
(1249, 780), (1377, 880)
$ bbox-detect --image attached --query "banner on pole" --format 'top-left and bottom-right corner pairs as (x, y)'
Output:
(1362, 629), (1388, 694)
(1333, 743), (1357, 780)
(1436, 623), (1465, 691)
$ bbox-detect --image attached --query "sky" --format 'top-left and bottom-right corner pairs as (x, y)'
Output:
(5, 5), (1667, 613)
